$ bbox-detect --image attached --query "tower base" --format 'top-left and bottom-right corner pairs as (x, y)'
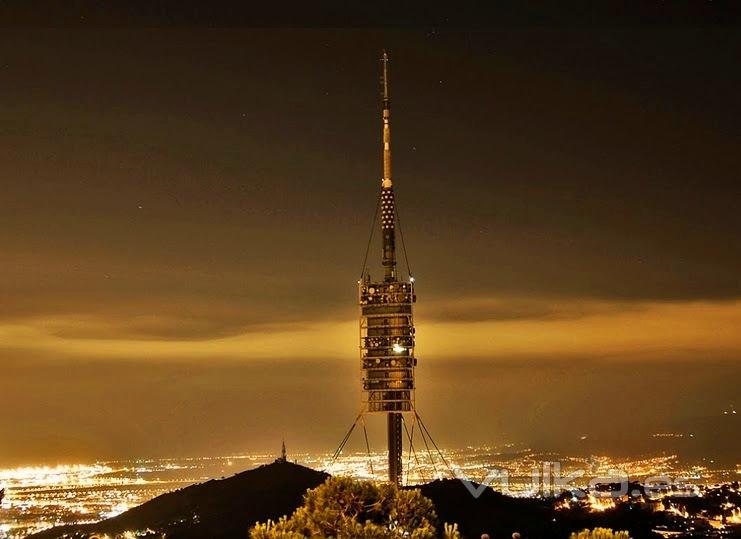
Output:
(387, 412), (403, 485)
(330, 407), (452, 486)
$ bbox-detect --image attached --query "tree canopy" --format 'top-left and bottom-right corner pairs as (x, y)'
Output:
(250, 476), (458, 539)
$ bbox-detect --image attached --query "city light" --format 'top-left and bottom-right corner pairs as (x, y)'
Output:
(1, 449), (740, 538)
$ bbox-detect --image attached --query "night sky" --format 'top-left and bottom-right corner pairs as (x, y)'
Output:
(2, 26), (740, 466)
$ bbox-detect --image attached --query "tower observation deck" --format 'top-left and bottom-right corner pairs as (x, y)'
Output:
(358, 51), (416, 485)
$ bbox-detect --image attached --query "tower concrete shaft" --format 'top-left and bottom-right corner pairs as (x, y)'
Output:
(388, 412), (403, 484)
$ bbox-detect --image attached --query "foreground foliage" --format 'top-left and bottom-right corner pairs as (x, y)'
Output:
(569, 528), (630, 539)
(250, 476), (459, 538)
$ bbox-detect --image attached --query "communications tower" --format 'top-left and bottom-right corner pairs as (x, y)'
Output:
(357, 51), (417, 485)
(332, 51), (448, 486)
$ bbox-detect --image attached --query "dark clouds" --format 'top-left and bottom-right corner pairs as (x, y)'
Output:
(1, 29), (740, 320)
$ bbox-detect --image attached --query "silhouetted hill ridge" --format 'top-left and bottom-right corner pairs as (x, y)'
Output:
(28, 461), (328, 539)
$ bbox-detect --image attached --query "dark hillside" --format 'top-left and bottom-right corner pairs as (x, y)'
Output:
(28, 461), (328, 539)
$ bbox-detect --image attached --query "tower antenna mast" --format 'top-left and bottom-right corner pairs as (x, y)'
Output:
(380, 50), (396, 282)
(381, 49), (392, 190)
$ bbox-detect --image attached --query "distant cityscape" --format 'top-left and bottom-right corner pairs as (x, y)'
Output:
(2, 446), (739, 538)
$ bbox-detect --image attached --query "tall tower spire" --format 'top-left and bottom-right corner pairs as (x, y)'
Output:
(381, 49), (392, 189)
(358, 50), (416, 486)
(380, 50), (397, 282)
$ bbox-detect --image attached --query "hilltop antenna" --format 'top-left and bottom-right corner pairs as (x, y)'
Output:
(381, 49), (392, 191)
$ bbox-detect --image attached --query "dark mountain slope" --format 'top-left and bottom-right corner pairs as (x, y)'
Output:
(28, 461), (328, 539)
(416, 479), (553, 538)
(417, 479), (670, 539)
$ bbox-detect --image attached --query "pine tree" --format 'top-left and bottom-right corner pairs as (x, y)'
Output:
(250, 476), (449, 538)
